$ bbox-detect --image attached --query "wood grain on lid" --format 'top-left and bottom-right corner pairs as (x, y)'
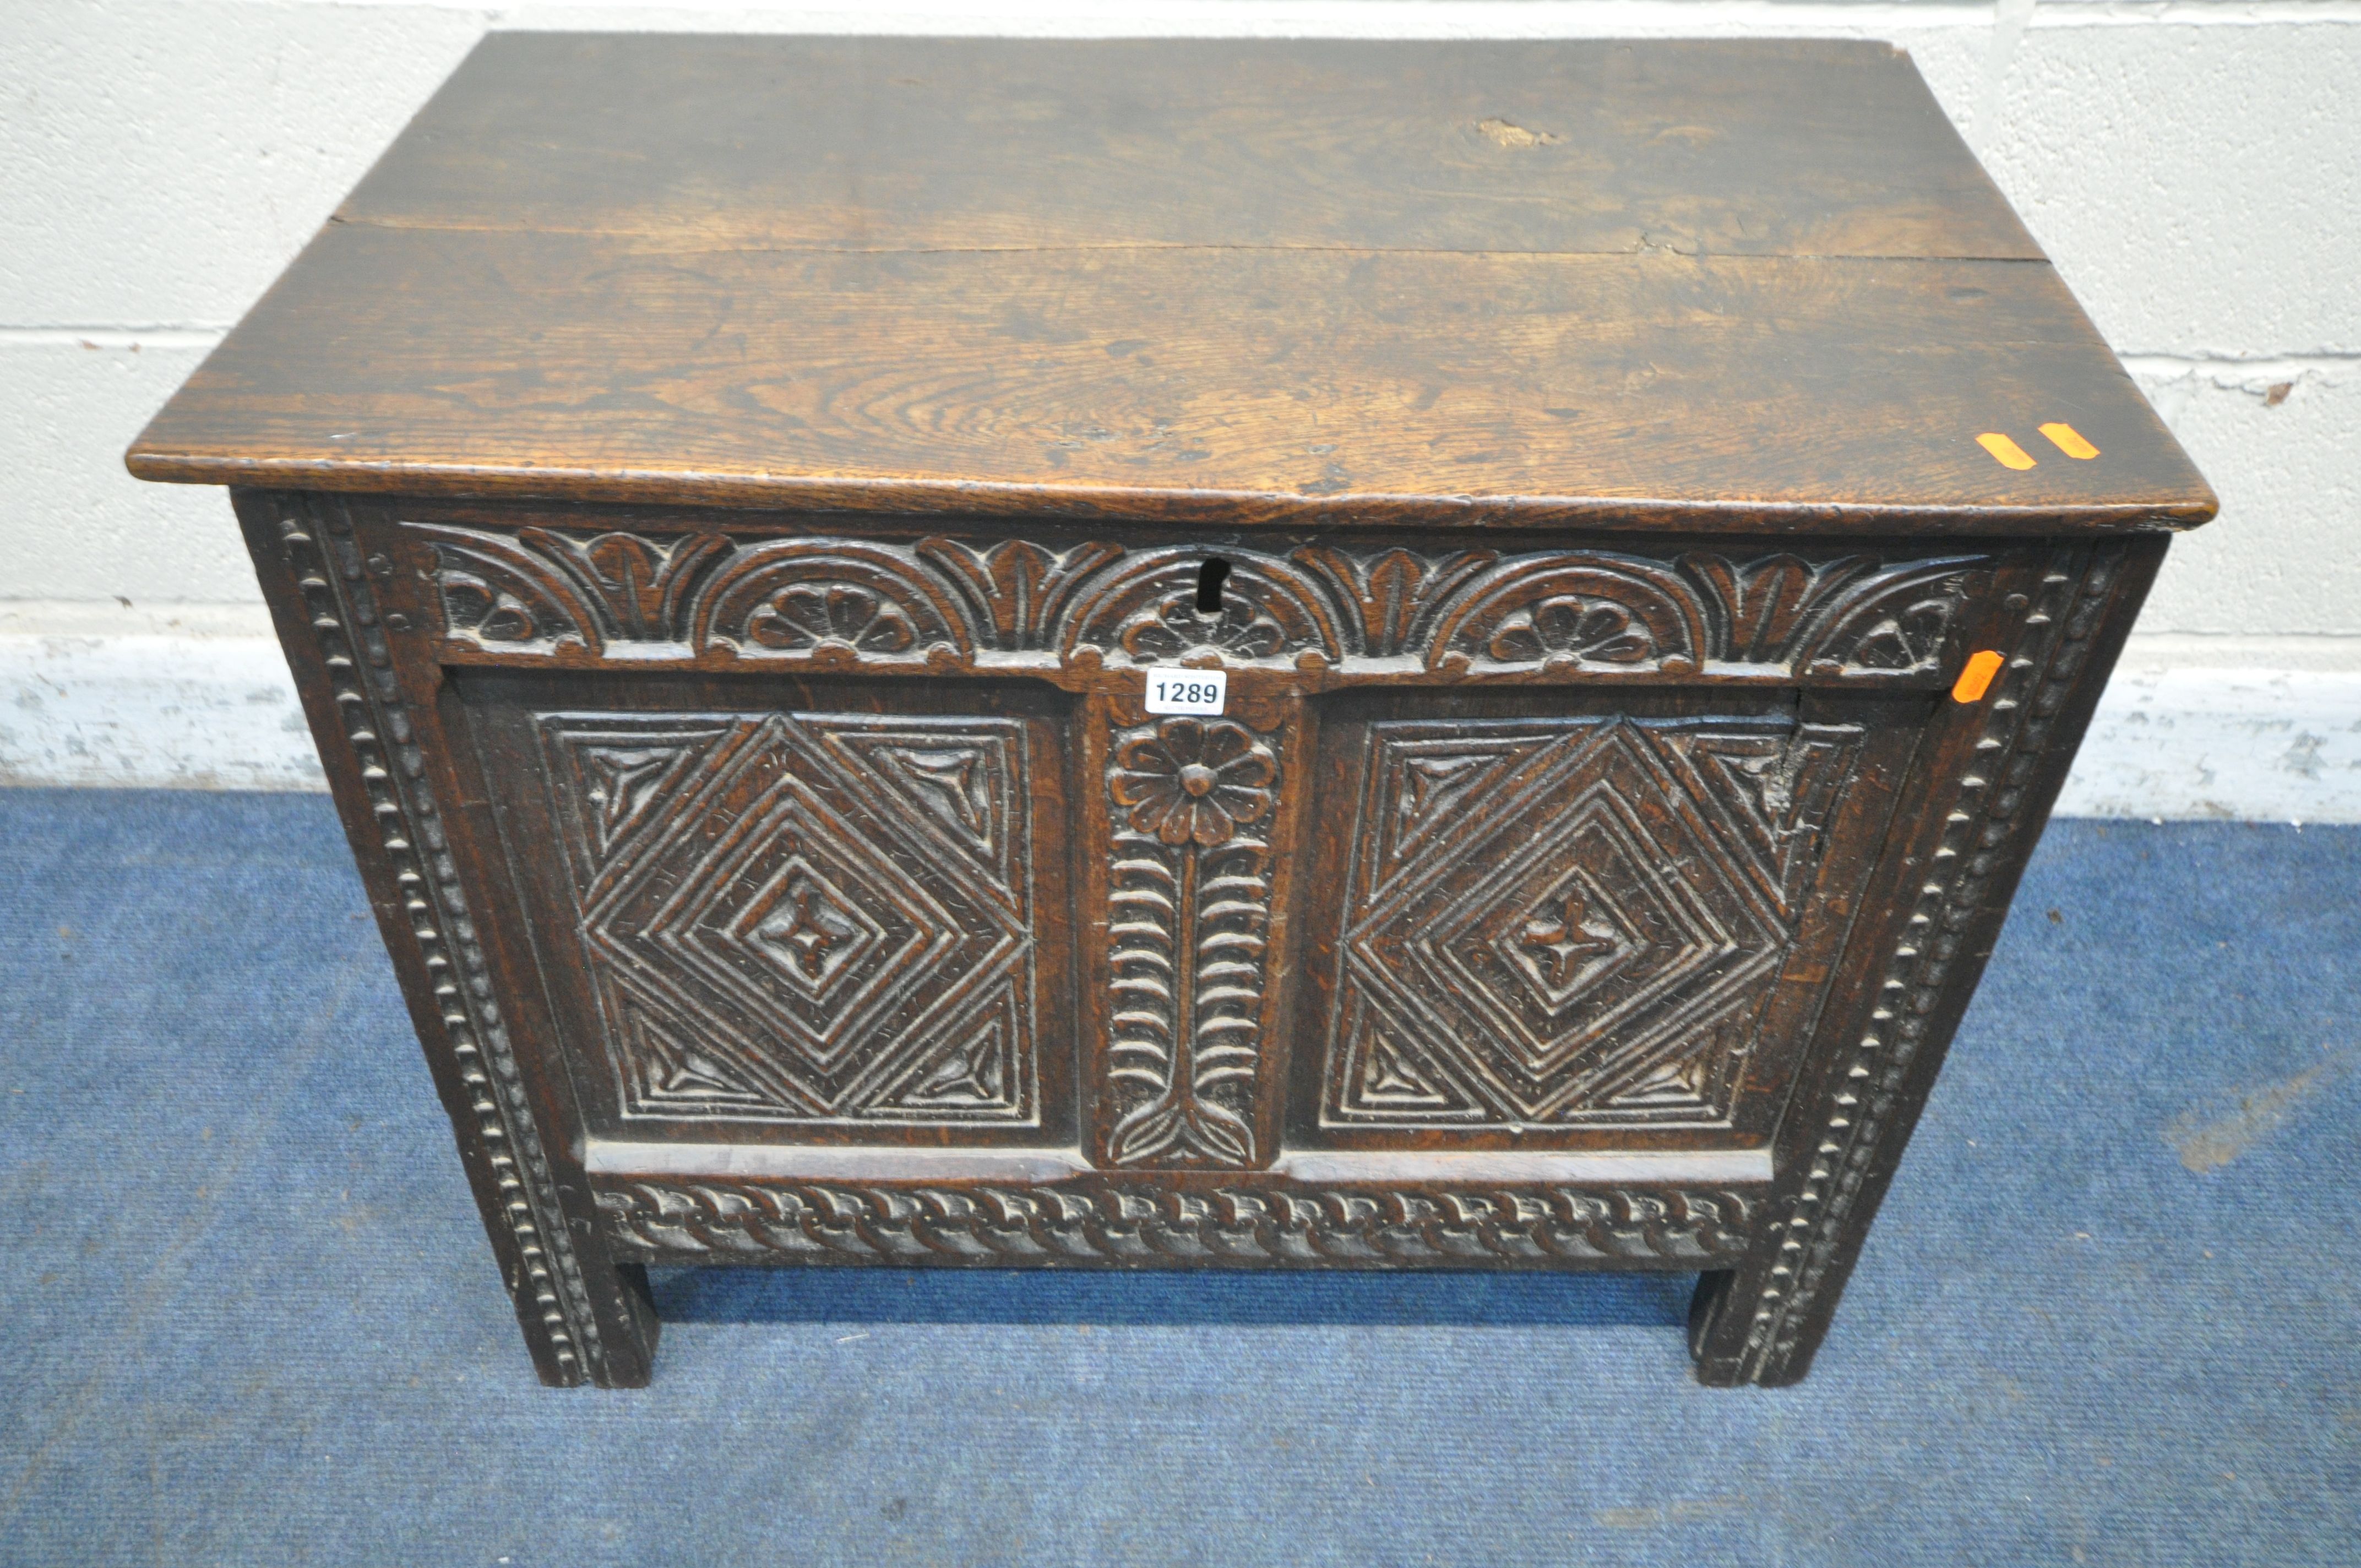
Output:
(126, 36), (2216, 531)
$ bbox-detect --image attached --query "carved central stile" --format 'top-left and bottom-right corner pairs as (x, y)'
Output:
(1102, 715), (1285, 1168)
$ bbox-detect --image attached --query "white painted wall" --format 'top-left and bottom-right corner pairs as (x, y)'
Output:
(6, 0), (2357, 815)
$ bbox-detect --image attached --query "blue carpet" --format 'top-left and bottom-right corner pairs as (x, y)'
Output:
(0, 790), (2354, 1566)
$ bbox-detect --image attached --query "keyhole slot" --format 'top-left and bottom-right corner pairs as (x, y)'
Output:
(1195, 557), (1231, 614)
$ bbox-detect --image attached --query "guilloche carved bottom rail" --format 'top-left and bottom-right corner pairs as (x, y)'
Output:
(592, 1178), (1759, 1268)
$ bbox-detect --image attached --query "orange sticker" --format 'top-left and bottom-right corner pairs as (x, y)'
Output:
(2039, 422), (2099, 460)
(1952, 649), (2005, 704)
(1977, 432), (2037, 470)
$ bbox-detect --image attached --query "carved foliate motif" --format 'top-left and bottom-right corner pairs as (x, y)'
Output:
(537, 711), (1040, 1126)
(1324, 717), (1865, 1129)
(916, 537), (1124, 651)
(425, 525), (727, 652)
(595, 1179), (1757, 1267)
(1102, 716), (1284, 1168)
(412, 522), (1983, 681)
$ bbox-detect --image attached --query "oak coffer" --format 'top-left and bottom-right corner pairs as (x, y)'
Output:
(127, 35), (2216, 1386)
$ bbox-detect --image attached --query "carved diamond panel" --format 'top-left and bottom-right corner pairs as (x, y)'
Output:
(535, 711), (1038, 1126)
(1323, 717), (1865, 1129)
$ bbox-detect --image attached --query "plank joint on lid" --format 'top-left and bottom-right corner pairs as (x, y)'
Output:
(127, 36), (2213, 532)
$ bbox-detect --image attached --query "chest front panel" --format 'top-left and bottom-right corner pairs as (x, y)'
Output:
(1295, 699), (1917, 1149)
(388, 508), (2028, 1179)
(1332, 715), (1854, 1125)
(461, 674), (1078, 1146)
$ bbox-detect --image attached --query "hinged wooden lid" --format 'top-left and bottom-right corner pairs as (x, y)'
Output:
(127, 36), (2215, 535)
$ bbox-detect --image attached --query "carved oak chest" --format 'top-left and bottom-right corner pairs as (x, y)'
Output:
(127, 35), (2215, 1386)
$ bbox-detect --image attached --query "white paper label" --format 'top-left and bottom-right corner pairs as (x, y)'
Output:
(1141, 667), (1228, 716)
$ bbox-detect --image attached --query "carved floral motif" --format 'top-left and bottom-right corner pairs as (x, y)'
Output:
(1519, 889), (1628, 993)
(1109, 718), (1279, 848)
(1120, 596), (1291, 663)
(741, 582), (918, 655)
(1486, 595), (1659, 666)
(1102, 715), (1285, 1169)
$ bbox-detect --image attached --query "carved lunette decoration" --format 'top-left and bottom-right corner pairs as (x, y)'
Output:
(1730, 543), (2123, 1382)
(1101, 716), (1283, 1169)
(594, 1179), (1756, 1266)
(272, 498), (607, 1385)
(412, 523), (1985, 680)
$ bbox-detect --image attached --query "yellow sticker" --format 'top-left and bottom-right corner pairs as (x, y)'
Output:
(1977, 432), (2037, 470)
(1952, 649), (2005, 704)
(2039, 422), (2099, 460)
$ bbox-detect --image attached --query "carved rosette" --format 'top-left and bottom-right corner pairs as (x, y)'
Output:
(1101, 716), (1284, 1168)
(409, 522), (1987, 683)
(594, 1179), (1756, 1267)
